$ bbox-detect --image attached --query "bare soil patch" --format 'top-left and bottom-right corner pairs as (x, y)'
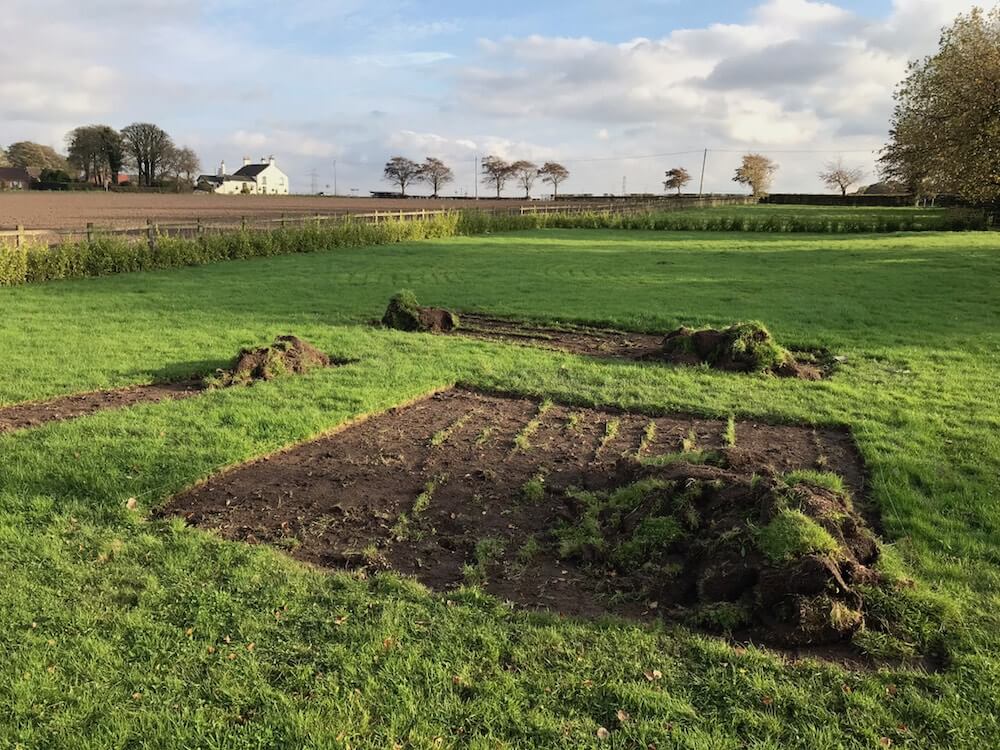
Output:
(0, 380), (204, 435)
(448, 315), (828, 378)
(164, 388), (885, 652)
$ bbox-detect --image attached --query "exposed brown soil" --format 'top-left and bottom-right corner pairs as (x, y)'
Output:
(0, 193), (558, 231)
(0, 380), (204, 435)
(164, 388), (879, 650)
(447, 315), (827, 378)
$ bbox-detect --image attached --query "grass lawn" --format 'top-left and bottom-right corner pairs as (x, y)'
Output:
(2, 226), (1000, 748)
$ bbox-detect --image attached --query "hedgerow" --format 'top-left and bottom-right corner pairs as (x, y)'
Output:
(0, 206), (987, 287)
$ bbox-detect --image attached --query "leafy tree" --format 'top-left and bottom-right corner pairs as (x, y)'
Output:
(511, 160), (539, 198)
(880, 7), (1000, 204)
(481, 156), (514, 198)
(733, 154), (778, 199)
(539, 162), (570, 198)
(120, 122), (174, 187)
(67, 125), (123, 186)
(383, 156), (422, 197)
(6, 141), (69, 171)
(663, 167), (692, 196)
(0, 146), (9, 167)
(40, 168), (72, 183)
(419, 157), (454, 198)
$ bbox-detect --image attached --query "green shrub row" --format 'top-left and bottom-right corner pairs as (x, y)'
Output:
(1, 214), (461, 286)
(0, 206), (988, 287)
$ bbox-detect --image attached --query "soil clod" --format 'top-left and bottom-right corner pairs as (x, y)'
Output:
(660, 322), (819, 379)
(382, 290), (459, 333)
(208, 335), (331, 387)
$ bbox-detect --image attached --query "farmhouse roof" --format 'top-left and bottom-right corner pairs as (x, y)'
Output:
(0, 167), (33, 182)
(233, 163), (270, 178)
(197, 173), (255, 183)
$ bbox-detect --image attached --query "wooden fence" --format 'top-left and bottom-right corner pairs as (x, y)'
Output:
(0, 195), (755, 247)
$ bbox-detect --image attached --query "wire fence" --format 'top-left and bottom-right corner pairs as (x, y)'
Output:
(0, 195), (755, 247)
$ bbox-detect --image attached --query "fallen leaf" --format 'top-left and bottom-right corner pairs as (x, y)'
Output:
(616, 709), (631, 724)
(841, 683), (853, 694)
(886, 684), (897, 697)
(596, 727), (610, 740)
(761, 696), (774, 706)
(125, 497), (138, 510)
(879, 738), (892, 748)
(132, 692), (142, 701)
(246, 642), (255, 652)
(643, 669), (662, 682)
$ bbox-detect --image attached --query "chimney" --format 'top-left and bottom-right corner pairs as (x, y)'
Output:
(268, 155), (275, 166)
(260, 156), (267, 164)
(218, 160), (225, 176)
(242, 156), (250, 167)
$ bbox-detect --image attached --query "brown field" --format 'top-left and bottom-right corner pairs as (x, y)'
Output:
(0, 192), (556, 231)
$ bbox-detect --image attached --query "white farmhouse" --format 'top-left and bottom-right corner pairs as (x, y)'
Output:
(196, 156), (290, 195)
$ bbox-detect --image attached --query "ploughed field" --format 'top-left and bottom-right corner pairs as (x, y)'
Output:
(2, 223), (1000, 748)
(0, 192), (553, 231)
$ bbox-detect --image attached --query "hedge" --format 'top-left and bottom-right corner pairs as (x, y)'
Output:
(0, 207), (989, 287)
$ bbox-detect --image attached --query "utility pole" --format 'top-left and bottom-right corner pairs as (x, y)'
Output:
(622, 175), (627, 197)
(333, 160), (338, 196)
(309, 169), (319, 195)
(474, 155), (479, 200)
(698, 148), (708, 197)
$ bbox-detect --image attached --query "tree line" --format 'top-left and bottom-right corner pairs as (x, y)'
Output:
(0, 123), (200, 189)
(384, 156), (570, 198)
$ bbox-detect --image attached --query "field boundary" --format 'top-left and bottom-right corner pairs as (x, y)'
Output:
(0, 195), (755, 245)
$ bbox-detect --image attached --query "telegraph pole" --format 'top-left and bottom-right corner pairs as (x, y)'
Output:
(474, 155), (479, 200)
(698, 148), (708, 197)
(333, 160), (338, 196)
(309, 169), (319, 195)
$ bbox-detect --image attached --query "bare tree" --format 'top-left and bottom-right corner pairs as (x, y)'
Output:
(663, 167), (692, 196)
(539, 162), (570, 198)
(383, 156), (422, 197)
(733, 154), (778, 199)
(120, 123), (174, 187)
(419, 157), (454, 198)
(481, 156), (514, 198)
(819, 158), (864, 196)
(163, 145), (201, 191)
(510, 160), (539, 198)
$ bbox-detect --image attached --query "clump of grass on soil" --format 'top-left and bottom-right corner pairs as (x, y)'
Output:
(661, 321), (809, 377)
(382, 289), (459, 332)
(206, 335), (330, 388)
(755, 508), (840, 562)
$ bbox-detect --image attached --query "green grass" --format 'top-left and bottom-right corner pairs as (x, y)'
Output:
(756, 508), (841, 562)
(1, 222), (1000, 747)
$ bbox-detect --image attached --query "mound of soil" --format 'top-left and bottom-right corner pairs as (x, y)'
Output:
(382, 291), (459, 333)
(660, 322), (819, 379)
(209, 335), (331, 387)
(558, 468), (879, 646)
(165, 389), (897, 652)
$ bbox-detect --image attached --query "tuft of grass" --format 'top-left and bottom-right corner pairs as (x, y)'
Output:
(782, 469), (848, 497)
(412, 474), (447, 516)
(595, 417), (620, 456)
(520, 471), (547, 503)
(756, 509), (840, 562)
(430, 411), (475, 447)
(636, 421), (657, 456)
(512, 400), (552, 452)
(724, 415), (737, 447)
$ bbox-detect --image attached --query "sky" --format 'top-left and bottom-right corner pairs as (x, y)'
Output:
(0, 0), (985, 195)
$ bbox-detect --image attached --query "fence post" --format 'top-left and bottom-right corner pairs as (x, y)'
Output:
(86, 222), (94, 243)
(146, 219), (155, 250)
(241, 216), (247, 231)
(280, 213), (285, 228)
(16, 225), (24, 248)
